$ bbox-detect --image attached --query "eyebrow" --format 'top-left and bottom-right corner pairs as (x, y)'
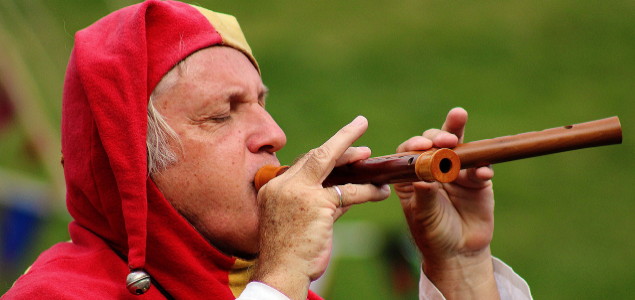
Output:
(259, 86), (269, 105)
(222, 85), (269, 107)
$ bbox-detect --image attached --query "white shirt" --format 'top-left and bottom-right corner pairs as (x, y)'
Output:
(237, 257), (532, 300)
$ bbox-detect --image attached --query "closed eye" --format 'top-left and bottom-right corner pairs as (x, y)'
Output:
(204, 115), (231, 123)
(189, 113), (231, 124)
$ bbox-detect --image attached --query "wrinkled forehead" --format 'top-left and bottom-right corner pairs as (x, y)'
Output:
(153, 46), (261, 100)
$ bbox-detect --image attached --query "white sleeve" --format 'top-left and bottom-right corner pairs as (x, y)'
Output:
(492, 257), (533, 299)
(236, 282), (291, 300)
(418, 257), (533, 300)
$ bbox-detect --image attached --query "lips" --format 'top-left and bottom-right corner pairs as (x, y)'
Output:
(251, 159), (281, 189)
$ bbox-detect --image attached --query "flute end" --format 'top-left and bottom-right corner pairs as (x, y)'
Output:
(254, 165), (289, 191)
(415, 148), (461, 183)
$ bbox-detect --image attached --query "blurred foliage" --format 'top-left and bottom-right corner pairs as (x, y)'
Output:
(1, 0), (633, 298)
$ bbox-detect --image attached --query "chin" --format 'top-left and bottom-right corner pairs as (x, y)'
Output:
(222, 234), (261, 259)
(222, 217), (261, 258)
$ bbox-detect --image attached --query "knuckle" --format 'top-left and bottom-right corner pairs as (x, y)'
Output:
(342, 184), (359, 200)
(422, 128), (440, 137)
(258, 178), (309, 208)
(303, 148), (331, 176)
(308, 147), (330, 161)
(257, 185), (272, 206)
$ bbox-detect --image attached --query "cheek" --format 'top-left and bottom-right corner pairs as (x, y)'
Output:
(176, 130), (250, 191)
(182, 131), (242, 168)
(154, 143), (247, 215)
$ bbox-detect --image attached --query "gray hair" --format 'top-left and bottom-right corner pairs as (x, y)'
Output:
(146, 97), (180, 175)
(146, 61), (186, 175)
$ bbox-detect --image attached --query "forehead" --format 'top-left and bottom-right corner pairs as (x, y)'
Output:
(181, 46), (260, 84)
(154, 46), (264, 111)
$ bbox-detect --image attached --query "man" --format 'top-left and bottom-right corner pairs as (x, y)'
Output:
(3, 1), (531, 299)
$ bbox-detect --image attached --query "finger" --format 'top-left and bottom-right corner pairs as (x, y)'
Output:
(333, 205), (351, 221)
(404, 181), (442, 212)
(333, 185), (345, 208)
(396, 136), (433, 153)
(474, 165), (494, 181)
(334, 146), (372, 167)
(393, 182), (415, 194)
(452, 166), (494, 188)
(332, 184), (390, 207)
(441, 107), (468, 143)
(393, 180), (438, 203)
(294, 116), (368, 183)
(422, 128), (459, 148)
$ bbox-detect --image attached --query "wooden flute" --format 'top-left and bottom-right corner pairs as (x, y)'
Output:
(254, 116), (622, 191)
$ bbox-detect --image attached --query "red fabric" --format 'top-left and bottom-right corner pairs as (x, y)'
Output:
(66, 0), (223, 270)
(3, 1), (323, 299)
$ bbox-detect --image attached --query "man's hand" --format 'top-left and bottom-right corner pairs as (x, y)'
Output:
(395, 108), (500, 299)
(252, 116), (390, 300)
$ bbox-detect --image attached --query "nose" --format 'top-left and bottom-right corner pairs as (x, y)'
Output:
(247, 106), (287, 154)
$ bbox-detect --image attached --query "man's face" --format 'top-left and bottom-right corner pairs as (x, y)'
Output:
(151, 47), (286, 257)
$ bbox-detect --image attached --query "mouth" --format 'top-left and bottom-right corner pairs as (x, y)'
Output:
(251, 160), (281, 191)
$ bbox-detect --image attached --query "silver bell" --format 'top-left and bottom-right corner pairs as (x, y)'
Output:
(126, 270), (151, 295)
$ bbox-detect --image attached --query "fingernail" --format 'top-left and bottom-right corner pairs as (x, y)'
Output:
(351, 115), (366, 126)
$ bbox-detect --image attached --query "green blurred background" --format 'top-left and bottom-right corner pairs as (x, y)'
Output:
(0, 0), (633, 298)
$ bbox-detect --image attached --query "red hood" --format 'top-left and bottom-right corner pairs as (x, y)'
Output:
(61, 2), (323, 298)
(61, 1), (260, 297)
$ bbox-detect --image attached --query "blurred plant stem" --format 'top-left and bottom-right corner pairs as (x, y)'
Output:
(0, 24), (65, 213)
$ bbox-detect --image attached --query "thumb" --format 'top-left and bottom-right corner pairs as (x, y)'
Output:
(409, 182), (443, 214)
